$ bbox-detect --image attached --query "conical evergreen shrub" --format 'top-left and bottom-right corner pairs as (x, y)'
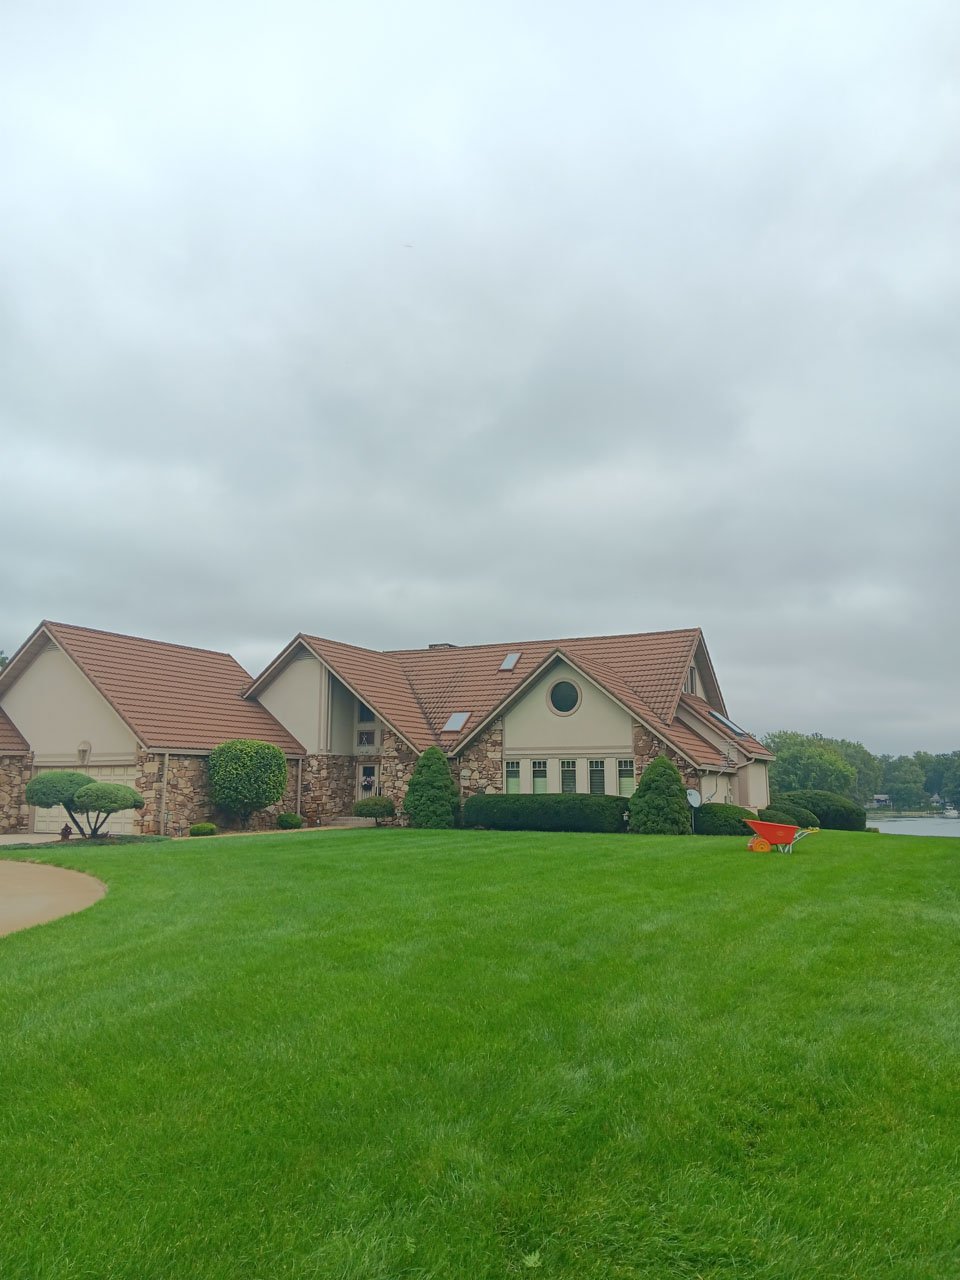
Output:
(402, 747), (460, 828)
(628, 755), (691, 834)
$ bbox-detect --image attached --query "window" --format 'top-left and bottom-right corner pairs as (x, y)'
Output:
(532, 760), (548, 794)
(561, 759), (577, 793)
(357, 730), (376, 748)
(357, 702), (375, 723)
(499, 652), (521, 671)
(617, 758), (635, 797)
(505, 760), (520, 794)
(548, 680), (581, 715)
(442, 711), (470, 733)
(589, 759), (605, 795)
(684, 666), (697, 695)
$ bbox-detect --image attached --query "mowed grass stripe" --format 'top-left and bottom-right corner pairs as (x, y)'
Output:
(1, 829), (958, 1278)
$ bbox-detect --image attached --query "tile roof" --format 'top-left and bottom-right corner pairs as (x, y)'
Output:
(0, 707), (29, 755)
(678, 693), (772, 760)
(37, 622), (305, 754)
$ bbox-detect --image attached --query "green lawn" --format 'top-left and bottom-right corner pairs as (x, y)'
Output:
(2, 829), (959, 1279)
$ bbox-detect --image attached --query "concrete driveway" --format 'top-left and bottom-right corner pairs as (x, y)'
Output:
(0, 860), (106, 937)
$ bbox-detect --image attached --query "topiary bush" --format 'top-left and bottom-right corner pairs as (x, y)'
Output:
(402, 747), (460, 829)
(277, 812), (304, 829)
(353, 796), (396, 825)
(758, 807), (805, 826)
(25, 770), (95, 836)
(767, 798), (819, 827)
(778, 790), (866, 831)
(208, 739), (288, 826)
(189, 823), (217, 837)
(628, 756), (691, 834)
(694, 802), (755, 835)
(72, 782), (145, 837)
(462, 793), (628, 833)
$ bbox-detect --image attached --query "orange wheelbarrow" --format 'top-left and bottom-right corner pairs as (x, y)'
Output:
(745, 819), (818, 854)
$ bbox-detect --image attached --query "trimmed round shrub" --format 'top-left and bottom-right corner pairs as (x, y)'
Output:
(767, 798), (819, 827)
(208, 739), (288, 826)
(277, 812), (304, 829)
(695, 802), (755, 835)
(189, 822), (218, 837)
(462, 793), (628, 833)
(72, 782), (145, 837)
(25, 771), (95, 833)
(778, 789), (866, 831)
(758, 807), (804, 826)
(628, 756), (691, 834)
(403, 747), (460, 829)
(353, 796), (396, 825)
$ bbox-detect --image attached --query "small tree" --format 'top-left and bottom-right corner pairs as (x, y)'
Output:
(72, 782), (145, 837)
(353, 796), (396, 826)
(402, 747), (459, 828)
(628, 755), (691, 835)
(208, 739), (287, 826)
(25, 771), (95, 836)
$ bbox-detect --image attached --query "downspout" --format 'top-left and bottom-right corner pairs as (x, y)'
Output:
(159, 751), (170, 835)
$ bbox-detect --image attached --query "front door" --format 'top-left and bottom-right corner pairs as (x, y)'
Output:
(357, 763), (379, 801)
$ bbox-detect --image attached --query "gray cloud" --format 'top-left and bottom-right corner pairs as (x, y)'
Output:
(2, 0), (959, 751)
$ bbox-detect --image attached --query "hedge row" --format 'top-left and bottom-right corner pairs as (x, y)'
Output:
(775, 790), (866, 831)
(694, 803), (755, 835)
(765, 798), (819, 827)
(462, 793), (629, 833)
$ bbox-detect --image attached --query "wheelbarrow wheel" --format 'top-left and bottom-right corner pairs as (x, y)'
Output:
(747, 836), (772, 853)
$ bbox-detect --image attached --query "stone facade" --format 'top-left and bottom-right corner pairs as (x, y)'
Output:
(136, 751), (301, 835)
(300, 754), (355, 826)
(378, 731), (419, 813)
(632, 725), (701, 790)
(456, 718), (503, 798)
(0, 753), (33, 834)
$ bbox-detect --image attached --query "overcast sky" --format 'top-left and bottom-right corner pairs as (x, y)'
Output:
(2, 0), (958, 753)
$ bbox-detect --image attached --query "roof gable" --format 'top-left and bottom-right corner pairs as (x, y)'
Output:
(0, 706), (29, 755)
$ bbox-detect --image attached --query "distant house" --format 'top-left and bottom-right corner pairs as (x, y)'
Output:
(872, 794), (891, 807)
(0, 621), (772, 835)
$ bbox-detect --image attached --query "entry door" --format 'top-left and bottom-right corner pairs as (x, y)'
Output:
(357, 763), (379, 801)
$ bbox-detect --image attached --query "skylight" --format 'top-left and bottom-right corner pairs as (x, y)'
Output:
(710, 711), (748, 738)
(499, 651), (521, 671)
(442, 712), (470, 733)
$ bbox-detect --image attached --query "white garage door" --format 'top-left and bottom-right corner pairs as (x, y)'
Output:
(32, 765), (141, 836)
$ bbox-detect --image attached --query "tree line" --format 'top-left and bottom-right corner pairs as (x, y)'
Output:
(763, 730), (960, 809)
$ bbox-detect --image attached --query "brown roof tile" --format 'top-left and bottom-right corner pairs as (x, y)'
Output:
(0, 707), (29, 755)
(42, 622), (305, 754)
(679, 692), (772, 760)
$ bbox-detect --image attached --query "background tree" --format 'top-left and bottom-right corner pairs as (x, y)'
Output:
(402, 747), (459, 828)
(72, 782), (145, 837)
(207, 739), (287, 826)
(0, 650), (7, 670)
(882, 756), (927, 809)
(768, 743), (856, 797)
(941, 756), (960, 809)
(24, 771), (95, 836)
(628, 755), (690, 835)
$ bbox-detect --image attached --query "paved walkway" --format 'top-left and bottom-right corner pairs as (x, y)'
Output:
(0, 833), (59, 846)
(0, 860), (106, 938)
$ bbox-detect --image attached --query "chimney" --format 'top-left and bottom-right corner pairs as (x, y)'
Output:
(428, 642), (457, 649)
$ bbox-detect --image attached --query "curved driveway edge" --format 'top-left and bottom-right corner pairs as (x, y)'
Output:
(0, 861), (107, 938)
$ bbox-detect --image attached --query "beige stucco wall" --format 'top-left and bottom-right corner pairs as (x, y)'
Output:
(0, 643), (138, 765)
(328, 676), (357, 755)
(503, 660), (634, 755)
(257, 651), (325, 755)
(699, 772), (734, 805)
(739, 761), (770, 811)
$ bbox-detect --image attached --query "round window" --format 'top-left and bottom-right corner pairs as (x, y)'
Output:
(549, 680), (581, 714)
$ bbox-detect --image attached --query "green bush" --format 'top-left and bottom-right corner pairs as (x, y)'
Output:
(758, 807), (804, 826)
(353, 797), (396, 825)
(277, 812), (304, 829)
(189, 823), (218, 837)
(462, 793), (628, 833)
(695, 802), (755, 835)
(402, 747), (460, 829)
(208, 740), (288, 825)
(767, 798), (819, 827)
(628, 756), (690, 834)
(72, 782), (145, 837)
(778, 790), (866, 831)
(24, 771), (95, 835)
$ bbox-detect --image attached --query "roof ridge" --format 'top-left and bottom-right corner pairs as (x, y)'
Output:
(44, 620), (240, 665)
(386, 627), (701, 656)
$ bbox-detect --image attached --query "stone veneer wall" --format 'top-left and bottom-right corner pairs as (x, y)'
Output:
(0, 753), (33, 834)
(456, 719), (503, 798)
(300, 755), (355, 825)
(632, 725), (702, 790)
(378, 731), (419, 813)
(136, 751), (301, 834)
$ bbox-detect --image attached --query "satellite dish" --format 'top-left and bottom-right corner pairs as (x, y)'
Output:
(686, 788), (702, 808)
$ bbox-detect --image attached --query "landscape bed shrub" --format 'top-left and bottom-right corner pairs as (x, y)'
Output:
(767, 798), (820, 827)
(778, 790), (866, 831)
(695, 802), (755, 835)
(758, 807), (806, 826)
(628, 756), (690, 834)
(208, 740), (288, 826)
(189, 823), (218, 837)
(277, 812), (304, 829)
(403, 748), (460, 829)
(353, 797), (396, 825)
(462, 793), (628, 833)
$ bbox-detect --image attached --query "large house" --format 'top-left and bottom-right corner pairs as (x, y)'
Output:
(0, 621), (772, 835)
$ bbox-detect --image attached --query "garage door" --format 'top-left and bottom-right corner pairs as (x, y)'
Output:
(32, 765), (141, 836)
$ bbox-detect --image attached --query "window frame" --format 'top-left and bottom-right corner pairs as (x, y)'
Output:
(547, 679), (582, 717)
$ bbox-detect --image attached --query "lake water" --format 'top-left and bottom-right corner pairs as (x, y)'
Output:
(870, 817), (960, 838)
